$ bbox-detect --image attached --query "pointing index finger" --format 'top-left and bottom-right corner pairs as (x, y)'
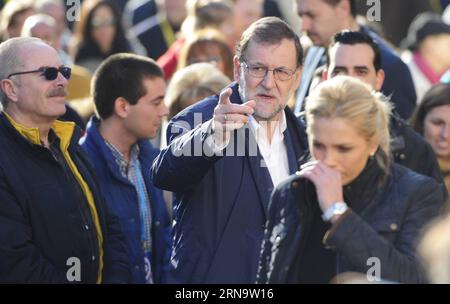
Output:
(219, 88), (232, 105)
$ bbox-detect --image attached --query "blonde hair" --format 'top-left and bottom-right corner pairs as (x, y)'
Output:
(166, 62), (230, 119)
(305, 76), (392, 173)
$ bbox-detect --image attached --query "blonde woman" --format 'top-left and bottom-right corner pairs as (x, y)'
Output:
(258, 76), (446, 284)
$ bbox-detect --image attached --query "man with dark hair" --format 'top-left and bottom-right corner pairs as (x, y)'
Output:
(80, 53), (171, 284)
(295, 0), (417, 120)
(152, 17), (308, 283)
(0, 37), (130, 283)
(323, 30), (445, 192)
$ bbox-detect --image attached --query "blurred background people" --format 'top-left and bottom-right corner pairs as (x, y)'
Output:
(401, 13), (450, 104)
(166, 62), (230, 120)
(126, 0), (187, 60)
(0, 0), (35, 42)
(177, 29), (234, 79)
(418, 210), (450, 284)
(412, 83), (450, 193)
(70, 0), (137, 73)
(35, 0), (71, 53)
(230, 0), (264, 46)
(21, 14), (59, 47)
(157, 0), (235, 80)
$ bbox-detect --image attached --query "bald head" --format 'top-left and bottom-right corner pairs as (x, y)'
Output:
(0, 37), (56, 106)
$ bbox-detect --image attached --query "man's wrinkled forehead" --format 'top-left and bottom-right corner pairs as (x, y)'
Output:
(18, 42), (60, 68)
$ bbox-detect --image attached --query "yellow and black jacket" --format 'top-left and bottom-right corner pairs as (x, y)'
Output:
(0, 112), (130, 283)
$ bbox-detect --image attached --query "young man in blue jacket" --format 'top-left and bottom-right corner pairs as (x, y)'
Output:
(80, 53), (171, 284)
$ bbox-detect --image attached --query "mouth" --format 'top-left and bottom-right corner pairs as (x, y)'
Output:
(436, 142), (450, 150)
(257, 94), (276, 103)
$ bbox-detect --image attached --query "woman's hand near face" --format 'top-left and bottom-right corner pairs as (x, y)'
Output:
(297, 160), (344, 213)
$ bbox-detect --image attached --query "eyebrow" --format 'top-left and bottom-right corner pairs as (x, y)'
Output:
(151, 95), (165, 103)
(248, 61), (294, 71)
(332, 66), (370, 72)
(354, 66), (370, 71)
(297, 10), (314, 17)
(332, 66), (349, 72)
(313, 140), (354, 147)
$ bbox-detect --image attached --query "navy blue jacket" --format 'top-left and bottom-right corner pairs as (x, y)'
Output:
(80, 117), (172, 283)
(152, 82), (308, 283)
(0, 113), (130, 283)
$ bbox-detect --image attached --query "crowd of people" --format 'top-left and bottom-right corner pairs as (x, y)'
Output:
(0, 0), (449, 284)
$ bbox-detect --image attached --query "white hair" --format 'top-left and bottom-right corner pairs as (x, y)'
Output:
(21, 14), (56, 37)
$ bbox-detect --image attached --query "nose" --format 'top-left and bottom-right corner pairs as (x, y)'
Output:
(55, 70), (68, 87)
(261, 69), (276, 89)
(160, 102), (169, 117)
(300, 16), (312, 33)
(441, 124), (450, 140)
(321, 150), (338, 169)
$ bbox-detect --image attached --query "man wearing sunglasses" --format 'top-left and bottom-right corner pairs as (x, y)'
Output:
(0, 37), (130, 283)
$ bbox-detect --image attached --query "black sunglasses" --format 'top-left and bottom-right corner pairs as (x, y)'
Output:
(7, 66), (72, 81)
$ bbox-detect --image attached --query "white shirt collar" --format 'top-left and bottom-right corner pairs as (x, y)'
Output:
(248, 110), (287, 142)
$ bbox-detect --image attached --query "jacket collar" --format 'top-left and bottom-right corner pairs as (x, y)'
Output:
(343, 157), (386, 214)
(2, 111), (76, 152)
(82, 116), (159, 176)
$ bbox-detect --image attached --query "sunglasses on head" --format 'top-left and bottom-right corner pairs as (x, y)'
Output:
(7, 66), (72, 81)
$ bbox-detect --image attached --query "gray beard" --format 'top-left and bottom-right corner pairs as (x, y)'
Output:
(238, 79), (284, 122)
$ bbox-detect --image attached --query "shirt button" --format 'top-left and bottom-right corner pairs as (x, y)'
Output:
(130, 218), (136, 223)
(399, 154), (406, 160)
(390, 223), (398, 231)
(155, 221), (160, 227)
(85, 225), (89, 230)
(135, 265), (140, 270)
(292, 181), (299, 189)
(92, 255), (96, 261)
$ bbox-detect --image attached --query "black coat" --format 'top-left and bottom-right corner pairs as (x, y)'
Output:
(257, 159), (445, 284)
(0, 113), (130, 283)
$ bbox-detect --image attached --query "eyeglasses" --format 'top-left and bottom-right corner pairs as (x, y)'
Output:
(7, 66), (72, 81)
(188, 56), (221, 65)
(241, 61), (296, 82)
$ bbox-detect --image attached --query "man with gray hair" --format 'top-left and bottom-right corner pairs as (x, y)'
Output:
(0, 37), (130, 283)
(152, 17), (308, 283)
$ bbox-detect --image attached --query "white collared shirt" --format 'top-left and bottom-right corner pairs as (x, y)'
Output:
(248, 112), (290, 188)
